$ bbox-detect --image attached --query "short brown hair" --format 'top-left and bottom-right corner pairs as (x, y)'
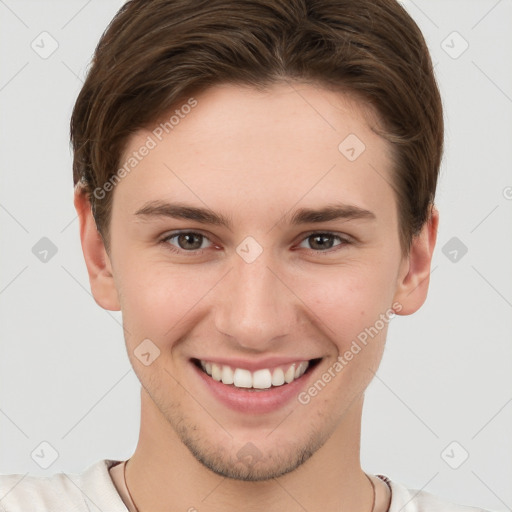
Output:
(71, 0), (443, 255)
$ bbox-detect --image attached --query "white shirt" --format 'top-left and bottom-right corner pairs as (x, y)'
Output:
(0, 459), (492, 511)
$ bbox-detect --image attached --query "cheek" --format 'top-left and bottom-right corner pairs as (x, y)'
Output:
(299, 266), (394, 405)
(117, 262), (217, 341)
(303, 262), (396, 344)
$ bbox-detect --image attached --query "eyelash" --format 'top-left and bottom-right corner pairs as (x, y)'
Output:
(160, 230), (352, 256)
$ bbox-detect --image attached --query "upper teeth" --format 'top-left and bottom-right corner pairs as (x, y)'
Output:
(200, 360), (309, 389)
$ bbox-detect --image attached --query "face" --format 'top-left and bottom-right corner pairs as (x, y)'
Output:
(87, 82), (423, 481)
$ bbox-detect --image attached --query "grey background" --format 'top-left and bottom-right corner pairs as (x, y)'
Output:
(0, 1), (511, 510)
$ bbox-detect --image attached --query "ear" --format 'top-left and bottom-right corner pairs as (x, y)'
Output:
(393, 206), (439, 315)
(74, 186), (121, 311)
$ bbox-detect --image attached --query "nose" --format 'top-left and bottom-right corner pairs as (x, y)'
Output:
(214, 250), (296, 352)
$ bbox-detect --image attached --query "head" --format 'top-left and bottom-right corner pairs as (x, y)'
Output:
(72, 0), (442, 481)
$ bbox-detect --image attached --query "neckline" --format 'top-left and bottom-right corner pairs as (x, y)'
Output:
(109, 460), (393, 512)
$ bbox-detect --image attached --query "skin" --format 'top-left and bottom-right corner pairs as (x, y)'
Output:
(75, 82), (438, 512)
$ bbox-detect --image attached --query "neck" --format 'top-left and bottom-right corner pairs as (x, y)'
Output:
(125, 389), (372, 512)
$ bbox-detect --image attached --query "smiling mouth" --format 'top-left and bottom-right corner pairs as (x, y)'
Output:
(192, 358), (322, 390)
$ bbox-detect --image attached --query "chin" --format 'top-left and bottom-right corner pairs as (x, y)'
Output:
(174, 419), (330, 482)
(187, 443), (317, 481)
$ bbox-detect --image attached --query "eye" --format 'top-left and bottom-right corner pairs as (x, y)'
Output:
(297, 232), (350, 253)
(161, 231), (213, 254)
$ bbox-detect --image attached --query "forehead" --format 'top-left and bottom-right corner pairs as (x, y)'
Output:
(113, 82), (396, 224)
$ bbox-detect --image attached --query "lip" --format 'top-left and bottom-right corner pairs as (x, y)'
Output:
(191, 357), (321, 414)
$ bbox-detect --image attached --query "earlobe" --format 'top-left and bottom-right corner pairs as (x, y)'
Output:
(393, 206), (439, 315)
(74, 187), (121, 311)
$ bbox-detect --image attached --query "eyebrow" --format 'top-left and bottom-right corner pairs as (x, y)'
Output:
(134, 200), (376, 229)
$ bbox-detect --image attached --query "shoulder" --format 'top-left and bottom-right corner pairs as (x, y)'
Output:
(0, 459), (127, 512)
(382, 475), (495, 512)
